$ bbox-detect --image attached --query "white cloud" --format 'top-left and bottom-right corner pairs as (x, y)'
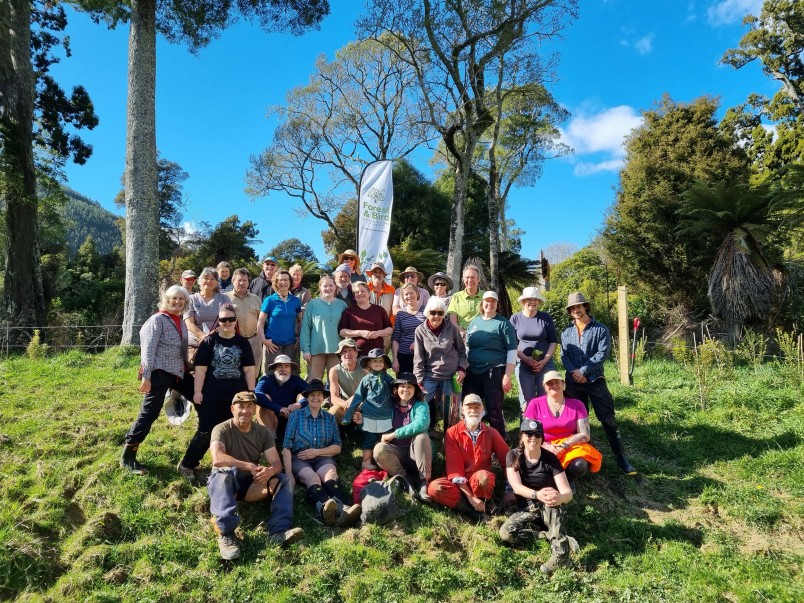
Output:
(573, 159), (625, 176)
(706, 0), (763, 26)
(182, 221), (200, 235)
(633, 35), (654, 55)
(561, 105), (642, 157)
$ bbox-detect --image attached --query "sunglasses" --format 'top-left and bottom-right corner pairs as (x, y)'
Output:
(433, 281), (447, 287)
(219, 316), (237, 323)
(184, 277), (197, 281)
(429, 311), (445, 316)
(524, 432), (541, 439)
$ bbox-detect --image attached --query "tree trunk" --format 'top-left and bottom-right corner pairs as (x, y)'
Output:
(0, 0), (46, 335)
(446, 158), (467, 289)
(120, 0), (158, 346)
(487, 142), (500, 294)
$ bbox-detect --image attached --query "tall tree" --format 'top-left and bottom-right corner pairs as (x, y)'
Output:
(246, 36), (429, 237)
(1, 1), (97, 333)
(358, 0), (577, 286)
(185, 215), (259, 269)
(270, 237), (319, 265)
(603, 95), (752, 314)
(77, 0), (330, 345)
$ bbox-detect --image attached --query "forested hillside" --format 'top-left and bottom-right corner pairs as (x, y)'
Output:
(62, 187), (122, 255)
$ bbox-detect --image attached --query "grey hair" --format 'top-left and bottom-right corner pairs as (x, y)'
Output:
(159, 284), (190, 312)
(199, 267), (220, 292)
(423, 297), (448, 315)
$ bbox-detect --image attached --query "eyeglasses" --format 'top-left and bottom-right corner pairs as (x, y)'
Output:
(219, 316), (237, 323)
(429, 311), (445, 316)
(434, 281), (447, 287)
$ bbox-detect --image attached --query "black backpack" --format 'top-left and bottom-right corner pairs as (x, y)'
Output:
(359, 475), (414, 525)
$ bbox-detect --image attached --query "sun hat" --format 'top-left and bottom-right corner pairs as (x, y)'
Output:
(267, 354), (299, 372)
(368, 261), (387, 275)
(181, 269), (197, 279)
(541, 370), (565, 384)
(519, 419), (544, 437)
(462, 393), (485, 407)
(391, 372), (424, 400)
(427, 271), (454, 291)
(482, 291), (499, 301)
(334, 263), (353, 275)
(231, 391), (258, 404)
(398, 266), (424, 282)
(338, 249), (359, 264)
(359, 347), (392, 369)
(518, 286), (546, 303)
(164, 390), (192, 426)
(301, 379), (328, 396)
(337, 338), (358, 355)
(566, 292), (591, 312)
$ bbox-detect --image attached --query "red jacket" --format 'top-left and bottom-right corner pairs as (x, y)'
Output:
(444, 421), (510, 481)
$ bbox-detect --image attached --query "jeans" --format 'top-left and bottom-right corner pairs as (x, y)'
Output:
(208, 468), (293, 536)
(422, 377), (454, 430)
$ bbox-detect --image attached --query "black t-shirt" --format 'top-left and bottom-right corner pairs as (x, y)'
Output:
(506, 448), (564, 496)
(194, 333), (255, 403)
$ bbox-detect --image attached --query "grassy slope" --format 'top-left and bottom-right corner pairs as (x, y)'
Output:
(0, 349), (801, 602)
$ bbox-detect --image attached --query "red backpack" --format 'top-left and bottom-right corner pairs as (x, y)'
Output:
(351, 468), (388, 504)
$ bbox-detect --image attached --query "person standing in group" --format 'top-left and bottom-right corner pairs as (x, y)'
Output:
(463, 291), (517, 442)
(367, 262), (395, 352)
(391, 267), (430, 318)
(338, 249), (367, 283)
(180, 269), (197, 294)
(178, 303), (256, 479)
(248, 256), (278, 302)
(185, 267), (230, 363)
(448, 266), (484, 338)
(217, 261), (233, 293)
(392, 283), (425, 375)
(300, 274), (347, 381)
(427, 271), (454, 307)
(226, 268), (263, 374)
(511, 287), (558, 410)
(257, 269), (302, 375)
(333, 263), (355, 307)
(289, 264), (311, 369)
(338, 281), (392, 356)
(561, 292), (637, 475)
(121, 285), (194, 474)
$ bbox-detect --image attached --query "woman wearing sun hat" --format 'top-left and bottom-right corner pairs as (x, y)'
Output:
(510, 286), (558, 409)
(427, 271), (454, 306)
(338, 249), (367, 283)
(391, 266), (430, 318)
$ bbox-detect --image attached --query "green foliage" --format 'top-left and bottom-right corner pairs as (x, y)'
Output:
(184, 214), (259, 268)
(736, 329), (768, 368)
(25, 329), (49, 358)
(62, 187), (123, 255)
(603, 95), (752, 315)
(269, 237), (319, 265)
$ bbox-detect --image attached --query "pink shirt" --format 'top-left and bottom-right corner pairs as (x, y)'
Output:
(523, 396), (588, 442)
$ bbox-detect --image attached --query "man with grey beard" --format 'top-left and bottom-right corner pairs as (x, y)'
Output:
(426, 394), (509, 521)
(254, 355), (308, 447)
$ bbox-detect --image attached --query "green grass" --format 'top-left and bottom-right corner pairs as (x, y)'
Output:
(0, 351), (801, 602)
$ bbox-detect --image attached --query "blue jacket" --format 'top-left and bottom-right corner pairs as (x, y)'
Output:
(560, 316), (610, 382)
(342, 370), (394, 424)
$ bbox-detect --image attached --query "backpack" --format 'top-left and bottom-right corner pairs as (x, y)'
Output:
(359, 475), (413, 525)
(351, 468), (388, 505)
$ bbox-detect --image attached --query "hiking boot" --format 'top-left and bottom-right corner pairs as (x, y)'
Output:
(336, 504), (362, 528)
(176, 462), (195, 480)
(540, 552), (570, 575)
(267, 527), (304, 547)
(217, 532), (241, 560)
(320, 499), (338, 526)
(418, 484), (432, 503)
(618, 458), (638, 476)
(120, 444), (147, 475)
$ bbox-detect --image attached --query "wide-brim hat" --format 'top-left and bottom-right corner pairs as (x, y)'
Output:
(566, 291), (591, 312)
(338, 249), (359, 264)
(368, 261), (387, 275)
(267, 354), (299, 372)
(359, 348), (391, 369)
(427, 271), (454, 291)
(164, 390), (191, 426)
(518, 286), (546, 303)
(520, 418), (544, 436)
(337, 338), (358, 355)
(302, 379), (328, 396)
(541, 370), (565, 384)
(391, 372), (424, 400)
(398, 266), (424, 282)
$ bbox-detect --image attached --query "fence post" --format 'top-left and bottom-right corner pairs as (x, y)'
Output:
(617, 286), (630, 385)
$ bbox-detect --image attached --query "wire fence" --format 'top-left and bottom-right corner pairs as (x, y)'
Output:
(0, 323), (130, 356)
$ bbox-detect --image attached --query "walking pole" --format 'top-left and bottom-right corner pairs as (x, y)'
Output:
(629, 317), (641, 384)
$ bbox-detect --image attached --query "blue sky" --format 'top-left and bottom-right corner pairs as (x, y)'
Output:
(53, 0), (771, 266)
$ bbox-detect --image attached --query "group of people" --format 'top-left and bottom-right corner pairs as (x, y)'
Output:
(122, 251), (636, 571)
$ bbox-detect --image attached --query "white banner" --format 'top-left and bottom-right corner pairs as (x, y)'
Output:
(357, 160), (394, 279)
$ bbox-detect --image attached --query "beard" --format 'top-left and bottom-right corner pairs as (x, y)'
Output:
(464, 416), (481, 430)
(274, 372), (291, 384)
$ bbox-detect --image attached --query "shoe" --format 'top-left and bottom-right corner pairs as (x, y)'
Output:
(120, 444), (147, 475)
(336, 504), (362, 528)
(418, 485), (432, 503)
(176, 462), (195, 480)
(217, 532), (241, 560)
(619, 460), (638, 476)
(321, 499), (338, 526)
(267, 527), (304, 547)
(540, 553), (570, 575)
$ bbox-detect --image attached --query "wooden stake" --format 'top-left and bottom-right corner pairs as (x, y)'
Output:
(618, 286), (629, 385)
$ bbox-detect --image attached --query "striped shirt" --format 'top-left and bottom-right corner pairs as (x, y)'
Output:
(392, 308), (425, 354)
(282, 406), (341, 453)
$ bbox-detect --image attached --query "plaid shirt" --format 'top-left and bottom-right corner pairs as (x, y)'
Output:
(282, 406), (341, 454)
(139, 312), (188, 380)
(560, 316), (610, 382)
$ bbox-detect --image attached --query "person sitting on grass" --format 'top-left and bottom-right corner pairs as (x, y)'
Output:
(341, 348), (395, 469)
(499, 419), (576, 576)
(208, 391), (303, 561)
(427, 394), (510, 521)
(281, 379), (362, 528)
(254, 355), (308, 446)
(373, 373), (433, 501)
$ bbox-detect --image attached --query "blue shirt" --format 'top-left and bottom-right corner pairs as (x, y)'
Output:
(560, 316), (610, 382)
(254, 374), (309, 413)
(282, 406), (341, 454)
(342, 370), (394, 424)
(261, 293), (302, 345)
